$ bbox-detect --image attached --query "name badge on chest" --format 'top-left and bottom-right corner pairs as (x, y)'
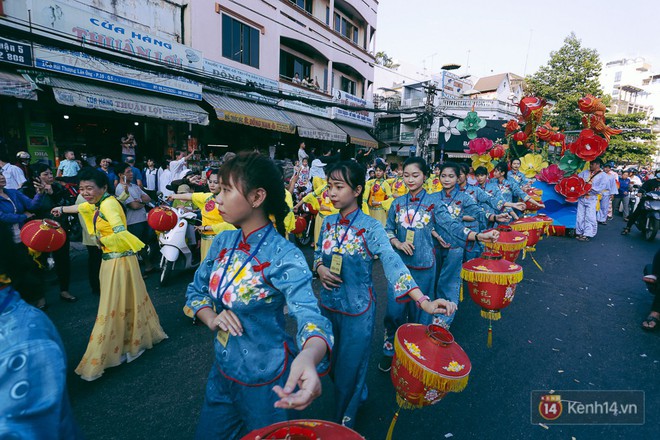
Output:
(216, 329), (229, 347)
(330, 253), (343, 275)
(405, 229), (415, 244)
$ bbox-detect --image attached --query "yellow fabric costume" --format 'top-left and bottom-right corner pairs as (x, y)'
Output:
(387, 176), (408, 198)
(191, 192), (235, 260)
(76, 195), (167, 381)
(424, 176), (443, 194)
(364, 178), (392, 226)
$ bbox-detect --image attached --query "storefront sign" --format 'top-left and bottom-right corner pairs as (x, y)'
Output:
(25, 122), (55, 167)
(4, 0), (202, 71)
(34, 46), (202, 100)
(203, 58), (278, 89)
(278, 82), (330, 118)
(216, 109), (295, 134)
(432, 71), (473, 99)
(331, 88), (374, 127)
(0, 37), (32, 67)
(52, 87), (209, 125)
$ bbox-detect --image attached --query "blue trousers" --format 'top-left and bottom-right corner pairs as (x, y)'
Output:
(324, 305), (375, 428)
(195, 362), (289, 440)
(383, 266), (436, 357)
(433, 247), (464, 328)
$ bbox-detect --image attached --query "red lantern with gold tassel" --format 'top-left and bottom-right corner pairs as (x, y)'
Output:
(461, 252), (523, 347)
(386, 324), (470, 439)
(20, 219), (67, 252)
(242, 420), (363, 439)
(147, 206), (178, 232)
(524, 188), (543, 213)
(483, 225), (528, 263)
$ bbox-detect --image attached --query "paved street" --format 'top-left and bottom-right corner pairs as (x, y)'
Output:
(44, 217), (658, 440)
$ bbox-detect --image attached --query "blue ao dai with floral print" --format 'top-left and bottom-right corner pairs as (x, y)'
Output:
(185, 224), (333, 385)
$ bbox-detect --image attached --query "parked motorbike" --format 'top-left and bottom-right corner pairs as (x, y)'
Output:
(628, 185), (642, 215)
(157, 201), (201, 286)
(633, 190), (660, 241)
(293, 202), (317, 247)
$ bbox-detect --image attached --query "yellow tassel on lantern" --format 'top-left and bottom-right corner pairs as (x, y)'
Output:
(385, 406), (401, 440)
(480, 309), (501, 321)
(460, 282), (463, 302)
(460, 268), (523, 285)
(27, 248), (44, 269)
(487, 326), (493, 348)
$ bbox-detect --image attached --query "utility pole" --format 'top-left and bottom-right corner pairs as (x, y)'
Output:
(416, 81), (437, 163)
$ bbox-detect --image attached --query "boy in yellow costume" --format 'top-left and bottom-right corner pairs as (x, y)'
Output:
(386, 162), (408, 198)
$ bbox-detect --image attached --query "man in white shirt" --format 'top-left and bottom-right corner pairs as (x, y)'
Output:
(297, 142), (308, 164)
(0, 154), (27, 189)
(576, 158), (610, 242)
(169, 149), (195, 180)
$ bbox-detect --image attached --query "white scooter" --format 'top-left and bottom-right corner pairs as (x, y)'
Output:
(158, 203), (201, 286)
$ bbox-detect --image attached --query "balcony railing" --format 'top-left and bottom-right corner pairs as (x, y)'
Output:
(439, 98), (519, 115)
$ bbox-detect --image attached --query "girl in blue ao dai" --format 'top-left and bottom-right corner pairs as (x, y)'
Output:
(314, 161), (456, 428)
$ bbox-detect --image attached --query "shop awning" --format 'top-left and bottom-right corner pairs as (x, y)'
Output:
(282, 111), (347, 142)
(204, 93), (295, 134)
(48, 77), (209, 125)
(335, 122), (378, 149)
(0, 71), (37, 100)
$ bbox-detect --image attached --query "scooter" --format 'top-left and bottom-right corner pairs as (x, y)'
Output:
(158, 203), (201, 286)
(633, 190), (660, 241)
(293, 202), (317, 247)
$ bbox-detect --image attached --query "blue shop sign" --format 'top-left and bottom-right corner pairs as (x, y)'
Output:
(0, 37), (33, 67)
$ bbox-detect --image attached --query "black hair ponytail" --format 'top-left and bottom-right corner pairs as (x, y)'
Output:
(219, 152), (289, 236)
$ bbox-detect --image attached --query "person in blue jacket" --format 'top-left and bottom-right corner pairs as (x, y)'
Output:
(432, 162), (505, 328)
(379, 158), (500, 371)
(313, 160), (459, 428)
(490, 161), (543, 220)
(185, 152), (333, 440)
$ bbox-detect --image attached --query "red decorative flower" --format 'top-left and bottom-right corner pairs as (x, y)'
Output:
(519, 96), (546, 120)
(464, 137), (493, 155)
(489, 144), (506, 159)
(535, 122), (557, 143)
(502, 119), (520, 136)
(536, 164), (564, 184)
(554, 175), (592, 203)
(568, 129), (608, 162)
(512, 132), (528, 146)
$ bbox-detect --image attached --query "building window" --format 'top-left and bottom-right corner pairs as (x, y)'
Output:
(222, 14), (260, 68)
(614, 71), (622, 82)
(333, 12), (359, 44)
(325, 6), (330, 25)
(280, 50), (312, 82)
(612, 88), (619, 97)
(340, 76), (356, 95)
(290, 0), (312, 14)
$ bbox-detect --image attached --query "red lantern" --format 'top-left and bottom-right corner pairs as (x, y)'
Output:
(462, 252), (523, 321)
(509, 216), (547, 249)
(305, 202), (318, 216)
(461, 252), (523, 347)
(519, 96), (546, 120)
(147, 206), (178, 232)
(20, 219), (67, 252)
(524, 188), (543, 213)
(483, 225), (527, 263)
(387, 324), (470, 439)
(512, 131), (528, 145)
(489, 144), (506, 159)
(555, 175), (592, 203)
(291, 216), (307, 235)
(242, 420), (363, 440)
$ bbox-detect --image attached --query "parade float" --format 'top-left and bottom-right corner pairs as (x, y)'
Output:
(464, 94), (621, 230)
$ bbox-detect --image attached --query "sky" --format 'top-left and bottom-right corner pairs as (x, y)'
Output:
(376, 0), (660, 79)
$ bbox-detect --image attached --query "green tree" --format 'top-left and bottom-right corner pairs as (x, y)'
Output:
(525, 33), (603, 130)
(375, 51), (400, 69)
(601, 112), (656, 165)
